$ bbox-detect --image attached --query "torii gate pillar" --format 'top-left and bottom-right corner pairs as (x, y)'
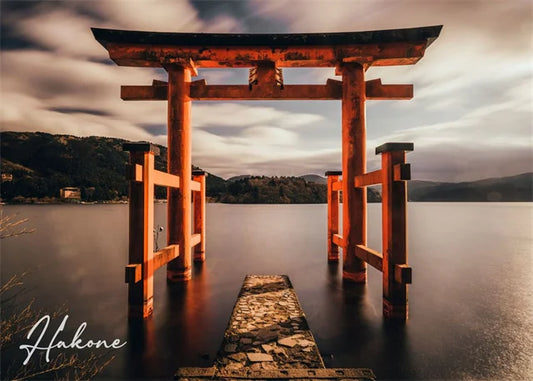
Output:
(166, 65), (193, 282)
(340, 62), (367, 282)
(91, 25), (443, 298)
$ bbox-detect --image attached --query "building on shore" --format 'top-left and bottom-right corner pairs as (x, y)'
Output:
(60, 187), (81, 201)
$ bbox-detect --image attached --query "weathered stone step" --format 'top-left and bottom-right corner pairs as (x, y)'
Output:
(218, 275), (324, 371)
(175, 367), (376, 380)
(175, 275), (375, 380)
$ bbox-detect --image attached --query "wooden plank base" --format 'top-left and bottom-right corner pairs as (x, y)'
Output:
(167, 268), (192, 282)
(194, 252), (206, 262)
(342, 270), (367, 283)
(383, 299), (408, 320)
(128, 297), (153, 319)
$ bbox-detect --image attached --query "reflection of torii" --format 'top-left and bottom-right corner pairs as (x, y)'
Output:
(93, 25), (442, 319)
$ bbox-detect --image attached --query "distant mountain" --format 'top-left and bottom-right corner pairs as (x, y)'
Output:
(299, 174), (327, 184)
(226, 175), (252, 182)
(408, 174), (532, 202)
(219, 173), (532, 203)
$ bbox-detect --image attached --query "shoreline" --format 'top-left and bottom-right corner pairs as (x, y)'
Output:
(2, 200), (532, 206)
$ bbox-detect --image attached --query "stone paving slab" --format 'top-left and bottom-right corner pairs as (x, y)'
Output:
(175, 275), (375, 381)
(176, 366), (376, 380)
(217, 275), (324, 371)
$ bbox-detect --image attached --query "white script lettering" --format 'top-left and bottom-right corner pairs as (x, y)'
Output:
(19, 315), (126, 365)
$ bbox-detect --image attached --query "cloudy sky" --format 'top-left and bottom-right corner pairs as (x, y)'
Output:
(1, 0), (531, 181)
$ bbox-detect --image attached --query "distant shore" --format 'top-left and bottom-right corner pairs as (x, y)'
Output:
(2, 132), (531, 204)
(2, 198), (531, 205)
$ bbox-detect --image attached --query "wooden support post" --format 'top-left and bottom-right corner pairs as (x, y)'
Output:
(340, 62), (367, 283)
(325, 171), (342, 262)
(166, 65), (193, 282)
(192, 170), (206, 262)
(377, 142), (414, 319)
(123, 143), (159, 318)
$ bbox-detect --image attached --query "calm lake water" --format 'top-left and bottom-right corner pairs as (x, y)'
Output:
(1, 203), (532, 380)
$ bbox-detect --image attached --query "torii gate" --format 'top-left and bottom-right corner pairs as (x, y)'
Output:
(92, 25), (442, 320)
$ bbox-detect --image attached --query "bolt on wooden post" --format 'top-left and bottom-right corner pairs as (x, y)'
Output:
(192, 170), (206, 262)
(326, 171), (342, 262)
(124, 143), (158, 318)
(377, 142), (414, 319)
(166, 65), (193, 282)
(340, 62), (367, 283)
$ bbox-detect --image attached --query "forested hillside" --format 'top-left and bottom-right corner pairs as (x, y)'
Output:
(0, 132), (226, 202)
(0, 131), (344, 204)
(219, 176), (380, 203)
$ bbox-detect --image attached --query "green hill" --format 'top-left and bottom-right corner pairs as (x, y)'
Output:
(0, 131), (226, 202)
(299, 174), (327, 184)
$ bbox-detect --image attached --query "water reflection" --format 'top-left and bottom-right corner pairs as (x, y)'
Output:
(379, 320), (414, 378)
(126, 317), (155, 379)
(326, 262), (340, 289)
(1, 203), (532, 380)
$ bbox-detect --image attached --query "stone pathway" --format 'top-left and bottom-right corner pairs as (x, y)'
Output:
(217, 275), (324, 371)
(175, 275), (375, 380)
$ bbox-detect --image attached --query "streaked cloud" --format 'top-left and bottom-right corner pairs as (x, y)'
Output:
(192, 103), (323, 129)
(1, 0), (531, 181)
(8, 7), (104, 59)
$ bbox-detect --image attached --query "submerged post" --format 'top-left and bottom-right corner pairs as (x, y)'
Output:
(124, 143), (159, 318)
(340, 62), (367, 283)
(377, 142), (414, 319)
(192, 170), (206, 262)
(326, 171), (342, 262)
(167, 65), (193, 282)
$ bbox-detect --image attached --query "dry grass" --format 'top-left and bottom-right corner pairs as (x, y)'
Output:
(0, 215), (35, 239)
(1, 215), (114, 380)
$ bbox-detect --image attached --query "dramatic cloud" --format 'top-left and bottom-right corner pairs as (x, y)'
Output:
(1, 0), (531, 180)
(263, 0), (533, 181)
(189, 103), (329, 177)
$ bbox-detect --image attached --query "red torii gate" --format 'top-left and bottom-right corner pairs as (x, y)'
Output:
(92, 25), (442, 320)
